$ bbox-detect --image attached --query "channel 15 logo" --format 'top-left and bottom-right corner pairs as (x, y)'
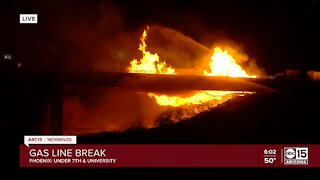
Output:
(284, 147), (308, 165)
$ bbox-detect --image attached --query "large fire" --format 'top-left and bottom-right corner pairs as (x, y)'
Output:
(128, 28), (175, 74)
(204, 47), (257, 78)
(128, 28), (256, 121)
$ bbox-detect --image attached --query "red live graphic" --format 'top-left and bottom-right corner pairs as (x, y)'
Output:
(20, 145), (320, 167)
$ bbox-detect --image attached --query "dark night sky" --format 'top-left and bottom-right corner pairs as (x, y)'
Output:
(2, 0), (320, 74)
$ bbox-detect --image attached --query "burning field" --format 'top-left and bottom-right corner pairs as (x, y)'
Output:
(63, 26), (264, 135)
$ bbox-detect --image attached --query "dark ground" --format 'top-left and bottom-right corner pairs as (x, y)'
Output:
(78, 82), (320, 144)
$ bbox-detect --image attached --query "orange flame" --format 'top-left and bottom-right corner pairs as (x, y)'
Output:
(128, 28), (256, 121)
(204, 47), (256, 78)
(128, 28), (175, 74)
(148, 91), (254, 107)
